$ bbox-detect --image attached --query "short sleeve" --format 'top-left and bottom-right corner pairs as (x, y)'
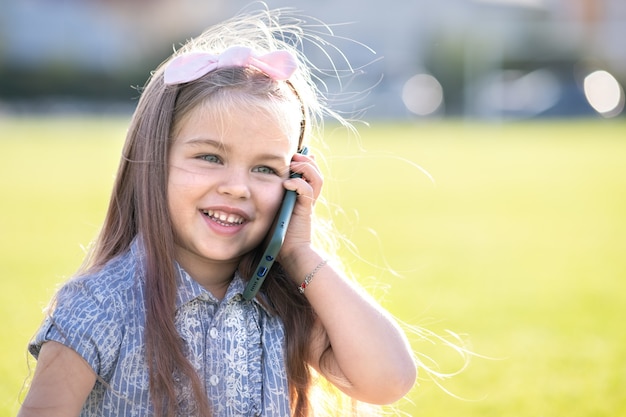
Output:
(28, 278), (124, 381)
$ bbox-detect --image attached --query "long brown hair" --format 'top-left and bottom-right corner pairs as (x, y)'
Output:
(79, 9), (350, 417)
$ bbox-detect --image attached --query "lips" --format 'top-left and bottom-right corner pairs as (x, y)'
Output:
(201, 209), (246, 226)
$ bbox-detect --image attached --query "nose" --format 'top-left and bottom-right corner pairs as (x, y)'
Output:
(217, 169), (251, 199)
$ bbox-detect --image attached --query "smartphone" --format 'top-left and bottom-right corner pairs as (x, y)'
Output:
(243, 147), (309, 301)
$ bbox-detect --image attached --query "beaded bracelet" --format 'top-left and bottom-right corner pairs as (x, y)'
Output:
(298, 259), (328, 294)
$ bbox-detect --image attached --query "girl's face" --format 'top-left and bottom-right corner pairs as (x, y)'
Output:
(167, 100), (299, 282)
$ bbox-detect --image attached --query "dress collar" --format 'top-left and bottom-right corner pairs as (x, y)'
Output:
(174, 264), (274, 315)
(130, 236), (274, 315)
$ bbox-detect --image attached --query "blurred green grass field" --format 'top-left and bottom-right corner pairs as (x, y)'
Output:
(1, 117), (625, 416)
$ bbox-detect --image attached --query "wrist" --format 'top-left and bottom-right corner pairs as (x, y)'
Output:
(298, 259), (328, 294)
(279, 246), (325, 284)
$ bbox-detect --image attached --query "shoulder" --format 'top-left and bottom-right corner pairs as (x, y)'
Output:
(57, 248), (143, 310)
(30, 248), (146, 377)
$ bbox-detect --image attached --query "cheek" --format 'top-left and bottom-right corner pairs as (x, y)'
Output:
(166, 171), (196, 223)
(166, 175), (181, 212)
(257, 185), (286, 222)
(166, 187), (183, 236)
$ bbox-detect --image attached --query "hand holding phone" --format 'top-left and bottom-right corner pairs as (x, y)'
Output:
(243, 147), (309, 301)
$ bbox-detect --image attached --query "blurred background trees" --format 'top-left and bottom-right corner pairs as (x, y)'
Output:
(0, 0), (624, 119)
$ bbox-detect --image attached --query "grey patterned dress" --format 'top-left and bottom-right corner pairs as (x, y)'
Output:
(29, 239), (291, 416)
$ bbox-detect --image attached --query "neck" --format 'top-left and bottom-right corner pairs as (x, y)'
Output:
(174, 251), (239, 300)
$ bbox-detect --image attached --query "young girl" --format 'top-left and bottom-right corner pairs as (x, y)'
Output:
(18, 8), (416, 417)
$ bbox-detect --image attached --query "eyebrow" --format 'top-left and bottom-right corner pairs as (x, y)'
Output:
(182, 137), (290, 163)
(183, 137), (225, 149)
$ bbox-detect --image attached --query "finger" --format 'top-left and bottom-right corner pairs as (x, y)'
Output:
(288, 165), (322, 200)
(291, 152), (320, 173)
(283, 178), (319, 209)
(284, 177), (313, 197)
(290, 158), (322, 183)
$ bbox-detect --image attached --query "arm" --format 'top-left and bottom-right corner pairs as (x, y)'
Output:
(19, 341), (96, 417)
(280, 153), (417, 404)
(282, 250), (417, 404)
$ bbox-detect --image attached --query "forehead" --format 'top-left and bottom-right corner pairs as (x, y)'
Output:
(173, 93), (301, 147)
(173, 97), (300, 153)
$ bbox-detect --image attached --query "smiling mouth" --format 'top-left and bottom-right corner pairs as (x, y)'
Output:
(201, 209), (246, 226)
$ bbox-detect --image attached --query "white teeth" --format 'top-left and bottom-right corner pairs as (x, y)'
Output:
(203, 209), (244, 225)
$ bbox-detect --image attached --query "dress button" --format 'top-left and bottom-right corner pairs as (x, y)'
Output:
(209, 327), (219, 339)
(209, 375), (219, 386)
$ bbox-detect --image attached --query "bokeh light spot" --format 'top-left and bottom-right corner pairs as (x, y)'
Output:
(402, 73), (444, 116)
(583, 70), (625, 118)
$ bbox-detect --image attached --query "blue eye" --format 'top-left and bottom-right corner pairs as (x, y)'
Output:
(198, 154), (221, 163)
(253, 166), (278, 175)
